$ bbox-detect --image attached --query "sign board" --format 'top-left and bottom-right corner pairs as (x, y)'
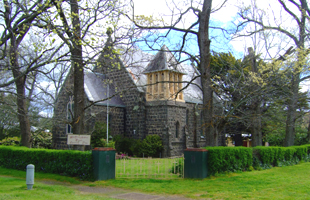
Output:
(67, 134), (91, 145)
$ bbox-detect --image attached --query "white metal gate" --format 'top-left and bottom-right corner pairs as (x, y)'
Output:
(115, 156), (184, 179)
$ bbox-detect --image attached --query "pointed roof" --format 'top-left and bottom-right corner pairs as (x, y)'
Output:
(142, 45), (186, 74)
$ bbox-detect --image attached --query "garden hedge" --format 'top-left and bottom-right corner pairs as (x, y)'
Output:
(0, 146), (93, 180)
(203, 146), (253, 175)
(204, 145), (310, 175)
(252, 145), (308, 168)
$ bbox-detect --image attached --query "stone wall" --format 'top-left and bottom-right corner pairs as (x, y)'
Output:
(52, 68), (126, 149)
(94, 49), (146, 139)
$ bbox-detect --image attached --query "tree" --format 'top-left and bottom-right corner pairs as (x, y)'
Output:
(35, 0), (125, 139)
(236, 0), (310, 146)
(0, 0), (55, 147)
(128, 0), (221, 146)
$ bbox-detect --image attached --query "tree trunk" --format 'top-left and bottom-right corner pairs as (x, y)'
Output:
(284, 0), (307, 146)
(10, 46), (31, 147)
(15, 78), (32, 147)
(198, 0), (216, 146)
(284, 74), (299, 146)
(70, 0), (84, 137)
(307, 113), (310, 142)
(248, 47), (262, 147)
(251, 102), (262, 146)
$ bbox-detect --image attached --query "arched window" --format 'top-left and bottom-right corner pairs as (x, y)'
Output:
(176, 121), (180, 138)
(66, 99), (74, 134)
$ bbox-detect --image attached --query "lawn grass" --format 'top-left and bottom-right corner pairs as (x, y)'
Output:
(1, 162), (310, 199)
(101, 162), (310, 199)
(0, 175), (117, 200)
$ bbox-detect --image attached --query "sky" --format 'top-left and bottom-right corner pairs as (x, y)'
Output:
(131, 0), (310, 92)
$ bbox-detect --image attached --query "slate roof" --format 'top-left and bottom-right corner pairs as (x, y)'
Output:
(84, 72), (125, 107)
(142, 45), (186, 74)
(88, 41), (205, 105)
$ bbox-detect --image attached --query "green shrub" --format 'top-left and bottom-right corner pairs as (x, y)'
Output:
(115, 137), (136, 155)
(140, 135), (163, 157)
(0, 146), (93, 180)
(91, 122), (111, 148)
(0, 137), (20, 146)
(31, 130), (52, 149)
(101, 139), (115, 149)
(203, 146), (253, 175)
(0, 126), (20, 140)
(264, 127), (308, 146)
(252, 146), (308, 169)
(129, 139), (143, 157)
(170, 158), (183, 176)
(294, 131), (308, 146)
(114, 135), (163, 157)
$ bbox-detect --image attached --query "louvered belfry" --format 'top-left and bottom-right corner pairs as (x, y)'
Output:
(143, 45), (185, 102)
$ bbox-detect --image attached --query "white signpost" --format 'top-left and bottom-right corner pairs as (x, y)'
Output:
(67, 134), (91, 145)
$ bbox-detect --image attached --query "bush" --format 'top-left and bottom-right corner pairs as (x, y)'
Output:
(170, 158), (183, 176)
(91, 122), (108, 148)
(203, 146), (253, 175)
(0, 126), (20, 140)
(264, 126), (308, 146)
(31, 130), (52, 149)
(114, 135), (163, 157)
(115, 136), (136, 156)
(129, 139), (143, 157)
(252, 146), (308, 169)
(0, 137), (20, 146)
(0, 146), (93, 181)
(140, 135), (163, 157)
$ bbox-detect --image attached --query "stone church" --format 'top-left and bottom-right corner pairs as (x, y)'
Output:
(52, 35), (218, 157)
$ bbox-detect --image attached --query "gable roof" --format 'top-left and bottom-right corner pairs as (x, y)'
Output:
(84, 71), (125, 107)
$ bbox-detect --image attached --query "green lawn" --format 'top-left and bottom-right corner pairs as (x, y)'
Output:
(1, 162), (310, 199)
(103, 162), (310, 199)
(0, 175), (117, 200)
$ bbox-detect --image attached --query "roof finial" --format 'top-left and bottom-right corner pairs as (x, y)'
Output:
(106, 27), (113, 37)
(105, 27), (113, 48)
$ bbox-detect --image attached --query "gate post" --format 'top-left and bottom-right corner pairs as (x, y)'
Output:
(184, 148), (208, 178)
(92, 147), (116, 180)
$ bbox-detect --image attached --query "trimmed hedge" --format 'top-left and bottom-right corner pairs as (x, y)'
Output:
(0, 146), (93, 180)
(204, 147), (253, 175)
(204, 145), (310, 176)
(253, 146), (308, 169)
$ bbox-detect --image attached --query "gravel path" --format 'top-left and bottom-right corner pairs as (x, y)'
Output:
(41, 180), (193, 200)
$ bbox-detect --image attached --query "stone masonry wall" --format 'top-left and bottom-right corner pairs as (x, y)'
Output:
(53, 68), (125, 149)
(94, 49), (146, 139)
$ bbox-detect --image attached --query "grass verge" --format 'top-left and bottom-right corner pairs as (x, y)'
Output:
(0, 175), (117, 200)
(100, 162), (310, 199)
(1, 162), (310, 199)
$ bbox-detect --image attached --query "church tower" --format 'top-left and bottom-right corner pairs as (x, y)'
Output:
(143, 45), (185, 102)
